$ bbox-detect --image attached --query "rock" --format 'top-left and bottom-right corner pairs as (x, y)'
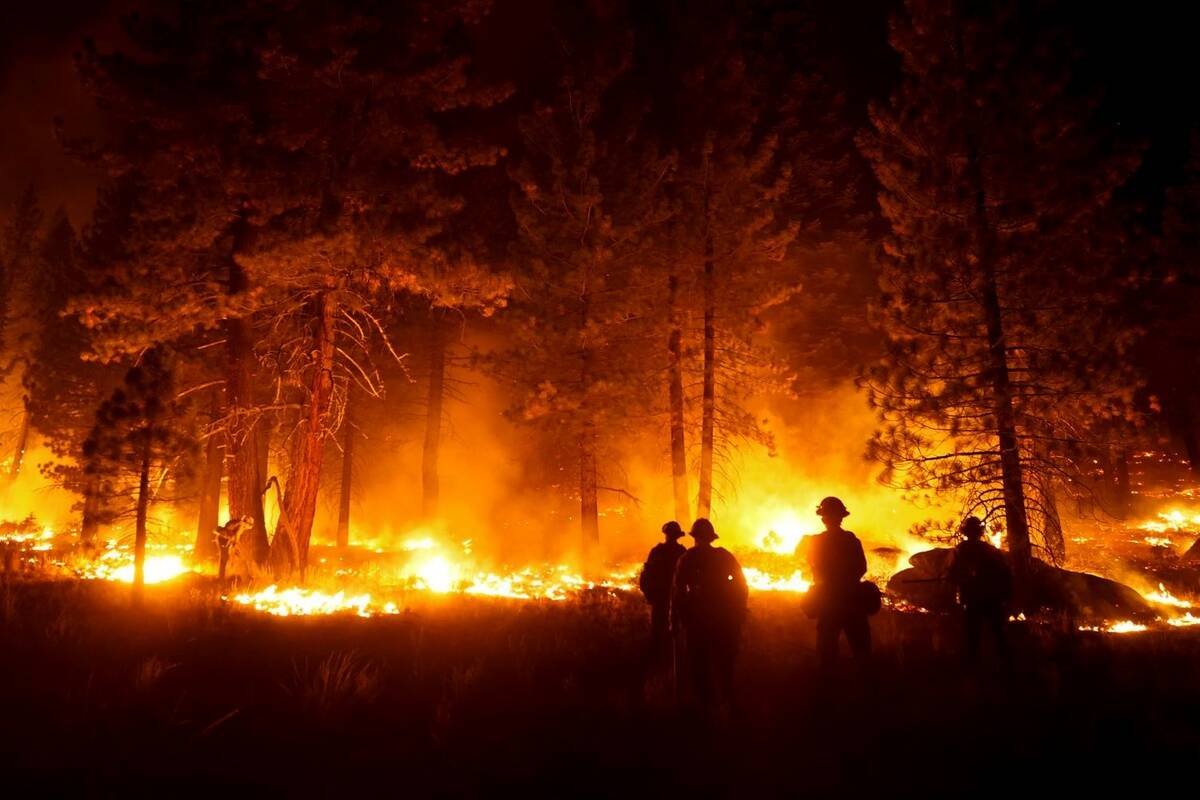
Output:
(887, 547), (1157, 623)
(1030, 561), (1156, 622)
(887, 549), (956, 612)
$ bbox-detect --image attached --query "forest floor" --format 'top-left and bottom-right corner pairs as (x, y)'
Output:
(2, 577), (1198, 797)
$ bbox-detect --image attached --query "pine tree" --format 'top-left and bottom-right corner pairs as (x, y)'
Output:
(83, 347), (195, 601)
(503, 16), (672, 561)
(1159, 132), (1200, 558)
(70, 1), (509, 577)
(25, 181), (131, 542)
(1156, 132), (1200, 477)
(860, 0), (1140, 597)
(657, 1), (851, 519)
(0, 186), (45, 481)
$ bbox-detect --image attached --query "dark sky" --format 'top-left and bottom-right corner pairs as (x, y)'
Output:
(1, 1), (1197, 226)
(0, 1), (136, 222)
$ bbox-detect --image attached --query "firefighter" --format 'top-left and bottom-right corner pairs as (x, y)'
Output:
(639, 521), (687, 655)
(671, 518), (748, 709)
(799, 496), (871, 674)
(947, 516), (1012, 662)
(214, 515), (253, 583)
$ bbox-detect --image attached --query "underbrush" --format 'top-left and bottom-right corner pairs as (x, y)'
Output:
(0, 579), (1197, 794)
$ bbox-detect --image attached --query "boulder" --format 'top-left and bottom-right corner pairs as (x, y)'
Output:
(887, 547), (1157, 623)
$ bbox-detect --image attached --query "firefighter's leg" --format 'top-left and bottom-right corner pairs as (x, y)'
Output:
(846, 615), (871, 663)
(990, 608), (1008, 659)
(688, 630), (714, 706)
(816, 617), (839, 675)
(964, 606), (983, 663)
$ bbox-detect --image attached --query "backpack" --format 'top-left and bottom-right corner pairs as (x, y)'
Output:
(639, 544), (678, 604)
(857, 581), (883, 616)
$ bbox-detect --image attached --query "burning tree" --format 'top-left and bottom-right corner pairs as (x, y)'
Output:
(1155, 133), (1200, 477)
(83, 347), (195, 599)
(70, 0), (509, 575)
(503, 14), (672, 560)
(22, 181), (131, 542)
(654, 0), (854, 519)
(860, 0), (1140, 594)
(0, 186), (44, 480)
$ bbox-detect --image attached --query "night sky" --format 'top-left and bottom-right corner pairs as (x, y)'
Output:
(3, 1), (1196, 225)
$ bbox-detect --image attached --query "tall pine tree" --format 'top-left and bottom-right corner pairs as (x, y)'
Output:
(860, 0), (1139, 596)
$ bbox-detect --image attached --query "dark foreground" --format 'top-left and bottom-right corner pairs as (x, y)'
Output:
(1, 579), (1197, 797)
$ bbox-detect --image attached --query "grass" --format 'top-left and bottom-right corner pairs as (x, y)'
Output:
(0, 576), (1197, 795)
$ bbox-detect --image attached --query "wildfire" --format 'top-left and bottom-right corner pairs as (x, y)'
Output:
(1079, 620), (1149, 634)
(1141, 583), (1193, 609)
(743, 567), (811, 593)
(5, 502), (1199, 637)
(95, 554), (191, 584)
(1138, 509), (1200, 534)
(230, 585), (400, 618)
(75, 541), (194, 585)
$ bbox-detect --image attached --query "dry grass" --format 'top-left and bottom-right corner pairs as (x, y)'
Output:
(133, 655), (178, 690)
(0, 579), (1196, 794)
(286, 650), (382, 719)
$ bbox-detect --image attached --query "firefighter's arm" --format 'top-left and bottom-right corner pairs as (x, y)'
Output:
(853, 540), (867, 580)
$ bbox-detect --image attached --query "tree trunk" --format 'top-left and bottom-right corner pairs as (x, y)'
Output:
(422, 315), (446, 519)
(133, 438), (151, 605)
(1114, 447), (1132, 518)
(256, 413), (273, 497)
(1040, 478), (1064, 564)
(970, 146), (1033, 605)
(667, 273), (690, 524)
(193, 424), (223, 563)
(80, 484), (100, 546)
(698, 157), (716, 519)
(8, 401), (29, 480)
(225, 219), (269, 566)
(580, 426), (600, 564)
(579, 281), (599, 563)
(336, 386), (355, 549)
(272, 289), (336, 577)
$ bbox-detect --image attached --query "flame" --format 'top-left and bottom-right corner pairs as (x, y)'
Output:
(753, 508), (817, 554)
(1079, 620), (1148, 634)
(410, 555), (456, 593)
(75, 541), (194, 585)
(1141, 583), (1193, 609)
(1138, 509), (1200, 534)
(98, 554), (191, 584)
(230, 585), (399, 618)
(6, 489), (1200, 634)
(743, 567), (811, 593)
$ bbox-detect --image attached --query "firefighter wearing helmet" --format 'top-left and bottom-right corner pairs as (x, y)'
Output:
(797, 497), (874, 675)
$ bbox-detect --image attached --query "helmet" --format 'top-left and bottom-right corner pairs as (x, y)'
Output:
(689, 518), (718, 542)
(816, 496), (850, 518)
(661, 520), (684, 539)
(961, 516), (985, 539)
